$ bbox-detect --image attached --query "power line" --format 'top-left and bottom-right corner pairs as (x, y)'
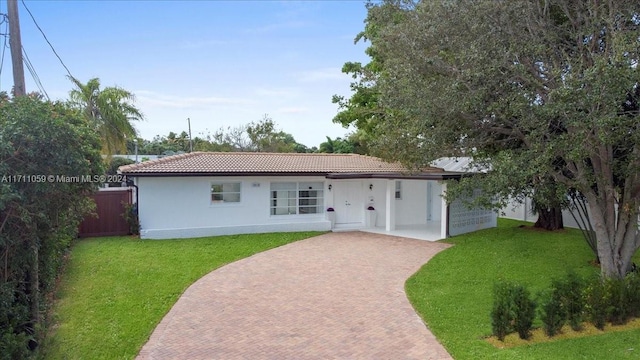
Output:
(20, 0), (73, 78)
(0, 14), (8, 91)
(22, 45), (48, 99)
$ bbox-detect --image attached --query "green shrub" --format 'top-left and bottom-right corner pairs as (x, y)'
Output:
(539, 289), (565, 337)
(106, 157), (134, 187)
(491, 281), (515, 341)
(0, 96), (104, 356)
(557, 271), (586, 330)
(584, 277), (608, 330)
(605, 277), (630, 325)
(626, 272), (640, 318)
(122, 203), (140, 235)
(512, 284), (536, 339)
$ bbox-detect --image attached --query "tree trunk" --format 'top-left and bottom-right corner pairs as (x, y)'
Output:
(587, 197), (639, 279)
(533, 205), (564, 230)
(593, 222), (637, 279)
(30, 238), (40, 326)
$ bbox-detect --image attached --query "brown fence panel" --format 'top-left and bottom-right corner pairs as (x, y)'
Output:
(78, 189), (132, 237)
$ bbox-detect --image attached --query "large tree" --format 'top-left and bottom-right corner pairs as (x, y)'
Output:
(0, 94), (104, 356)
(68, 77), (143, 155)
(128, 117), (309, 154)
(362, 0), (639, 278)
(338, 0), (566, 229)
(331, 1), (411, 156)
(246, 115), (300, 152)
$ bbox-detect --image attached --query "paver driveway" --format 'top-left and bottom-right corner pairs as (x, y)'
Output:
(137, 232), (453, 360)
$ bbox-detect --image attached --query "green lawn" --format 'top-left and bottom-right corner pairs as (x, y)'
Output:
(406, 218), (640, 360)
(43, 221), (640, 359)
(41, 232), (322, 360)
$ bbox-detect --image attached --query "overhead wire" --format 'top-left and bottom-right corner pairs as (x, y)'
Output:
(22, 45), (48, 99)
(14, 1), (135, 148)
(20, 0), (74, 78)
(0, 14), (8, 92)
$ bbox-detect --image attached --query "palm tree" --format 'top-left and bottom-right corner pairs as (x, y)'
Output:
(68, 76), (143, 155)
(319, 136), (336, 153)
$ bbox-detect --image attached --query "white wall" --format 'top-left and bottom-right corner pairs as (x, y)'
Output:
(501, 197), (536, 222)
(429, 181), (443, 222)
(138, 176), (331, 239)
(501, 198), (589, 229)
(365, 179), (388, 226)
(395, 180), (428, 226)
(326, 179), (388, 227)
(337, 179), (443, 227)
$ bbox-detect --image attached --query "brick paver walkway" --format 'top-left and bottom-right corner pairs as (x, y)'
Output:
(137, 232), (453, 360)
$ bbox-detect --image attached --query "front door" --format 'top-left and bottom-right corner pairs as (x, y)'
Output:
(334, 181), (363, 225)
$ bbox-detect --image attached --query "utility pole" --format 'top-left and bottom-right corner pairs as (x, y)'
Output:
(7, 0), (25, 97)
(187, 118), (193, 152)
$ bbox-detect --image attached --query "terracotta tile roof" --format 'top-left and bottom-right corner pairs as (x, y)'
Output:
(119, 152), (445, 175)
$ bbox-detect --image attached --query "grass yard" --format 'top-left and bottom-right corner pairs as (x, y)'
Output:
(40, 231), (322, 360)
(406, 218), (640, 360)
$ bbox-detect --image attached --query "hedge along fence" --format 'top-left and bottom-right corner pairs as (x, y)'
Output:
(491, 271), (640, 341)
(0, 96), (104, 358)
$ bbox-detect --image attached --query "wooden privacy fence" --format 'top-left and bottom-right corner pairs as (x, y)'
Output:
(78, 188), (132, 237)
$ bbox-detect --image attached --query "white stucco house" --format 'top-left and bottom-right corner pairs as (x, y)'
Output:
(119, 152), (497, 240)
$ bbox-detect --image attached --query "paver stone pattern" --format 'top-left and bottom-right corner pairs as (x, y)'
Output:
(137, 232), (453, 360)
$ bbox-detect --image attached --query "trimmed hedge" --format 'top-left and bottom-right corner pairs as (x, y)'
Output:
(492, 271), (640, 340)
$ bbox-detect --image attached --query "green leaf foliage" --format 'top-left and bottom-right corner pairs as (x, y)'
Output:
(349, 0), (640, 278)
(0, 95), (104, 356)
(491, 281), (515, 341)
(512, 284), (536, 340)
(68, 76), (143, 156)
(539, 288), (566, 337)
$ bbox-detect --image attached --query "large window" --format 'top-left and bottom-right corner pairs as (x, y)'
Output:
(211, 182), (241, 203)
(270, 182), (324, 215)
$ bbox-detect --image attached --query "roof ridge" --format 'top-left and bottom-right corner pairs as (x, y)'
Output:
(119, 152), (203, 172)
(202, 152), (361, 156)
(118, 151), (452, 175)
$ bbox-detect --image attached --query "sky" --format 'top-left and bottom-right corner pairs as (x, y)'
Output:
(0, 1), (372, 148)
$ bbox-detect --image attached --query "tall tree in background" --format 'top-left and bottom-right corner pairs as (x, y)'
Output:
(362, 0), (639, 278)
(68, 77), (143, 155)
(127, 117), (310, 154)
(246, 114), (298, 152)
(318, 136), (357, 154)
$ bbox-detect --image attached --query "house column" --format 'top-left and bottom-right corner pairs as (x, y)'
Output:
(440, 181), (448, 239)
(386, 179), (396, 231)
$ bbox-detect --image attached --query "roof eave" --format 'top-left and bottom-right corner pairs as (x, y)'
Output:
(322, 172), (466, 180)
(120, 171), (331, 177)
(119, 171), (466, 179)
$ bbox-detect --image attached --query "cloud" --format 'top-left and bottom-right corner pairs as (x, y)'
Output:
(277, 106), (309, 114)
(252, 87), (300, 98)
(296, 68), (348, 83)
(135, 90), (251, 109)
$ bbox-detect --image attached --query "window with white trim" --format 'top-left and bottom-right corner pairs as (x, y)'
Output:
(211, 182), (241, 203)
(270, 182), (324, 215)
(395, 180), (402, 199)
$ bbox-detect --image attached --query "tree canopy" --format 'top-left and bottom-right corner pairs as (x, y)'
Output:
(128, 115), (313, 155)
(348, 0), (640, 278)
(69, 77), (143, 156)
(0, 95), (104, 356)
